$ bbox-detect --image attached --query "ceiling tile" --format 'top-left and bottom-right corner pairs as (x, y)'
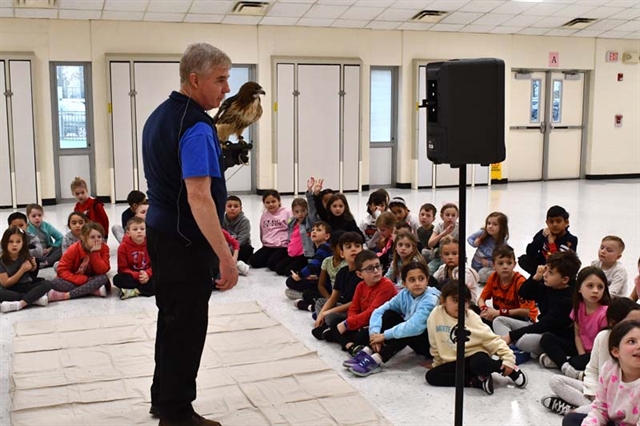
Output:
(544, 0), (579, 4)
(430, 23), (465, 32)
(183, 13), (224, 23)
(609, 7), (640, 20)
(530, 16), (571, 28)
(375, 8), (416, 21)
(459, 1), (505, 14)
(398, 22), (434, 30)
(355, 0), (395, 7)
(317, 0), (357, 5)
(545, 28), (577, 36)
(501, 14), (542, 27)
(473, 13), (514, 26)
(268, 3), (312, 17)
(0, 7), (13, 18)
(611, 20), (640, 31)
(490, 26), (524, 34)
(189, 0), (233, 14)
(425, 0), (469, 12)
(58, 0), (104, 10)
(588, 18), (626, 30)
(223, 15), (263, 25)
(598, 29), (632, 37)
(259, 16), (299, 25)
(440, 11), (483, 25)
(622, 31), (640, 38)
(278, 0), (315, 3)
(15, 8), (58, 18)
(366, 20), (402, 29)
(582, 6), (626, 19)
(146, 0), (191, 13)
(520, 2), (566, 16)
(341, 6), (384, 20)
(59, 9), (102, 19)
(490, 1), (536, 15)
(331, 18), (369, 28)
(0, 0), (12, 7)
(103, 0), (148, 12)
(572, 29), (606, 37)
(297, 17), (335, 26)
(518, 27), (549, 35)
(581, 1), (610, 5)
(556, 4), (600, 18)
(102, 10), (144, 20)
(305, 4), (349, 19)
(459, 24), (496, 33)
(144, 11), (184, 21)
(390, 0), (433, 9)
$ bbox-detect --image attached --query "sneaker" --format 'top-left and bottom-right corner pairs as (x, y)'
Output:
(311, 325), (328, 340)
(471, 375), (494, 395)
(322, 327), (335, 342)
(348, 344), (366, 357)
(539, 353), (557, 369)
(349, 353), (381, 377)
(158, 412), (221, 426)
(508, 366), (528, 388)
(342, 349), (369, 368)
(32, 295), (49, 307)
(119, 288), (140, 300)
(295, 299), (313, 311)
(237, 260), (250, 276)
(561, 363), (584, 380)
(0, 301), (21, 313)
(285, 288), (303, 300)
(542, 395), (575, 416)
(311, 311), (317, 320)
(509, 344), (531, 365)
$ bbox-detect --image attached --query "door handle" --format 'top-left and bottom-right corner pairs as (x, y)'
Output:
(539, 121), (545, 134)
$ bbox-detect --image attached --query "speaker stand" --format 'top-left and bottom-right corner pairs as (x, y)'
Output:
(454, 164), (467, 426)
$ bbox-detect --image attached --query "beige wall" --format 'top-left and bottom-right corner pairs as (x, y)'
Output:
(0, 18), (638, 199)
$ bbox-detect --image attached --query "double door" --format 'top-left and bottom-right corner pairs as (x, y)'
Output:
(508, 70), (586, 181)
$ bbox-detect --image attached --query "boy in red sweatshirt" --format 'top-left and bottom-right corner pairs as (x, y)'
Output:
(114, 217), (154, 300)
(329, 250), (397, 355)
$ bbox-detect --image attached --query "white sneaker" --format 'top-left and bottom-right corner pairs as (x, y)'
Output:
(539, 353), (557, 369)
(561, 363), (584, 380)
(32, 295), (49, 307)
(237, 261), (250, 276)
(1, 301), (22, 313)
(284, 288), (303, 300)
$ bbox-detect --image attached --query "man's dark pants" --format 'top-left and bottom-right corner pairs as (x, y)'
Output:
(147, 225), (217, 421)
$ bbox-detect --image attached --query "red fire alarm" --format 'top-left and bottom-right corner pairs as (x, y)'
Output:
(615, 114), (623, 127)
(618, 73), (624, 81)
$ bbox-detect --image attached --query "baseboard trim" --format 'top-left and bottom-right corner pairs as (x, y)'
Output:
(585, 173), (640, 180)
(491, 178), (508, 185)
(361, 184), (370, 192)
(96, 196), (111, 204)
(395, 182), (411, 189)
(42, 198), (56, 206)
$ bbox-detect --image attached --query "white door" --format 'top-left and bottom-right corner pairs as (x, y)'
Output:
(508, 71), (546, 181)
(546, 72), (584, 180)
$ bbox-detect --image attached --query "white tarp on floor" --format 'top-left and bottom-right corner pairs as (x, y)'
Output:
(10, 301), (390, 425)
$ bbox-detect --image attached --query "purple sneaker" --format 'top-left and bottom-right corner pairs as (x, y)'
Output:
(342, 349), (369, 368)
(349, 353), (381, 377)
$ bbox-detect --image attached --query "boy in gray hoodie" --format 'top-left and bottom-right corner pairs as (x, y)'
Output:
(223, 195), (253, 263)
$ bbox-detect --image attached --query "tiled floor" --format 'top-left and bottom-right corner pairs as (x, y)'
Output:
(1, 179), (639, 426)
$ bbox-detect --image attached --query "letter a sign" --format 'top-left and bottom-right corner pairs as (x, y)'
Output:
(549, 52), (559, 68)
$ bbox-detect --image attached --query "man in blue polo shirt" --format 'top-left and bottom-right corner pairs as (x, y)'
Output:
(142, 43), (238, 426)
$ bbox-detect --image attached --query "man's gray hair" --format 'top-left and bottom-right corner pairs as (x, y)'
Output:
(180, 43), (232, 84)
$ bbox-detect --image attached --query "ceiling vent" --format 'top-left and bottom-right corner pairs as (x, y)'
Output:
(14, 0), (56, 7)
(411, 10), (448, 24)
(231, 1), (270, 16)
(562, 18), (597, 29)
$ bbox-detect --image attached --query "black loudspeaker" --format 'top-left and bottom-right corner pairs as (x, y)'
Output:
(425, 58), (505, 166)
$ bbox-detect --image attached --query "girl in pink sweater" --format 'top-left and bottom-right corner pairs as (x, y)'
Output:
(250, 190), (292, 270)
(562, 320), (640, 426)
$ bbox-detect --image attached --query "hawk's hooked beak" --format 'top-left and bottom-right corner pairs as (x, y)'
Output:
(258, 89), (266, 95)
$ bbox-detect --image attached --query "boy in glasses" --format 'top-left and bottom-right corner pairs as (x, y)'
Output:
(327, 250), (397, 355)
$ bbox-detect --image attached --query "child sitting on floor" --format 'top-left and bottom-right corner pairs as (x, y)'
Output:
(591, 235), (629, 298)
(114, 217), (155, 300)
(433, 236), (479, 302)
(26, 203), (63, 268)
(344, 261), (440, 377)
(426, 281), (528, 395)
(285, 221), (332, 300)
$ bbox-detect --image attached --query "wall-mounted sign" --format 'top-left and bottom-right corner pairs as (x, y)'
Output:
(606, 51), (619, 62)
(549, 52), (559, 68)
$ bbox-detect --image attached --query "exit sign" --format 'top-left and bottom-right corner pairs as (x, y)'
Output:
(606, 51), (619, 62)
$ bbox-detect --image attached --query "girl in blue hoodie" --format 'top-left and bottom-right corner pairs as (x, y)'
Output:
(343, 261), (441, 377)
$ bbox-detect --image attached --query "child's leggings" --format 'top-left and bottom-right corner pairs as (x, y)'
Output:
(549, 375), (592, 413)
(540, 332), (591, 370)
(50, 275), (109, 299)
(250, 246), (287, 269)
(378, 310), (430, 362)
(425, 352), (502, 386)
(113, 273), (155, 297)
(0, 279), (52, 304)
(38, 246), (62, 267)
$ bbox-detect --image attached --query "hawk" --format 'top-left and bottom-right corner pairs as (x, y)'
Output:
(213, 81), (265, 142)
